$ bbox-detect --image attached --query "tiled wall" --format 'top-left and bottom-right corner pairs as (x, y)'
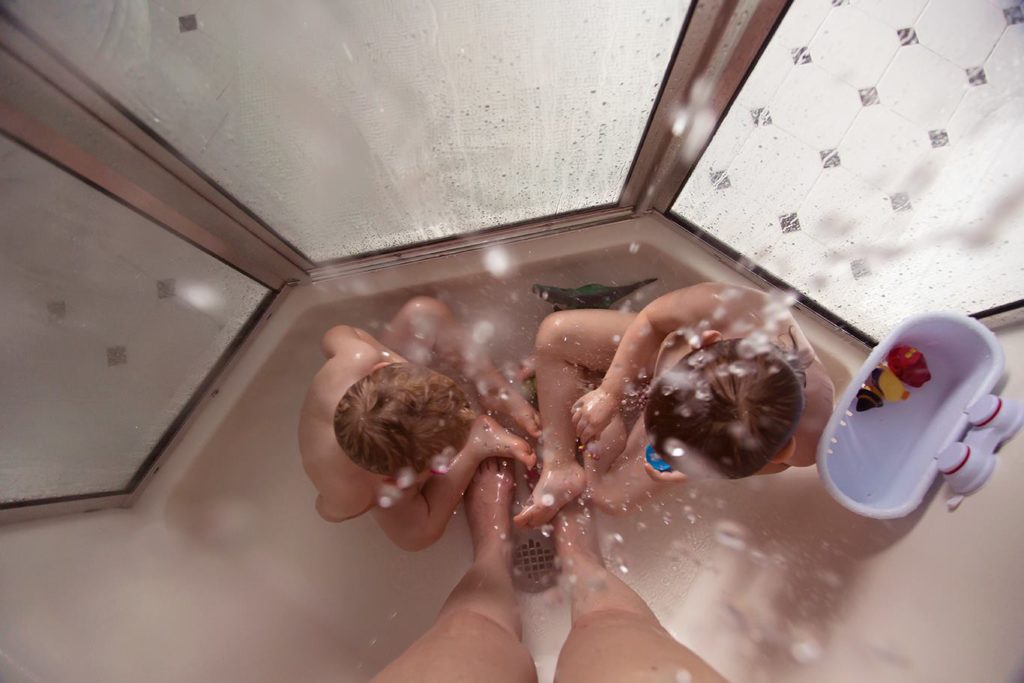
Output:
(674, 0), (1024, 339)
(0, 139), (266, 504)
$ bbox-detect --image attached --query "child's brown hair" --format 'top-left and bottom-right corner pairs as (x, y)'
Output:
(645, 333), (810, 479)
(334, 364), (476, 475)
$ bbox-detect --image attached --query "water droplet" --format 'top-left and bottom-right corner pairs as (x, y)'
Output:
(629, 242), (640, 254)
(713, 520), (747, 551)
(540, 524), (554, 537)
(790, 636), (822, 663)
(946, 494), (965, 511)
(396, 468), (416, 489)
(377, 484), (402, 508)
(483, 246), (512, 276)
(473, 320), (496, 344)
(675, 670), (693, 683)
(541, 493), (555, 507)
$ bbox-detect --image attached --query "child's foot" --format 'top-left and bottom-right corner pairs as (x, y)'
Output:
(466, 416), (537, 469)
(512, 461), (585, 528)
(465, 458), (514, 556)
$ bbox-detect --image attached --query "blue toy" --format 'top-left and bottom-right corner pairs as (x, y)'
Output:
(645, 443), (672, 472)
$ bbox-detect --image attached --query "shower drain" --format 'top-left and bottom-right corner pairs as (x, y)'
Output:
(512, 530), (558, 592)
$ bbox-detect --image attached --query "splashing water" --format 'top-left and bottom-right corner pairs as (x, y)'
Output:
(790, 635), (823, 664)
(483, 246), (511, 276)
(713, 519), (748, 551)
(395, 467), (416, 489)
(540, 493), (555, 507)
(629, 241), (640, 254)
(377, 484), (402, 508)
(430, 448), (456, 474)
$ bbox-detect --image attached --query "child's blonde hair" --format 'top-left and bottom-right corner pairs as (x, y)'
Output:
(334, 364), (475, 475)
(645, 334), (810, 479)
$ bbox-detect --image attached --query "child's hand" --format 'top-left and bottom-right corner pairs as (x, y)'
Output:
(572, 386), (620, 445)
(643, 461), (687, 483)
(478, 386), (542, 438)
(465, 416), (537, 469)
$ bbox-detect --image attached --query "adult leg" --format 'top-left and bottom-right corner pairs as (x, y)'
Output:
(373, 460), (537, 683)
(553, 503), (726, 683)
(514, 310), (635, 527)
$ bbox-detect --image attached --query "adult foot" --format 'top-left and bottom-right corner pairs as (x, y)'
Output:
(466, 416), (537, 469)
(512, 461), (585, 528)
(465, 458), (515, 555)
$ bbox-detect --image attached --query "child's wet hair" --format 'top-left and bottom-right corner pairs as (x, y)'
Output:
(645, 333), (809, 479)
(334, 364), (475, 475)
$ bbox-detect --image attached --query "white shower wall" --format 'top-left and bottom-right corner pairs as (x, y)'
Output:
(674, 0), (1024, 339)
(9, 0), (690, 261)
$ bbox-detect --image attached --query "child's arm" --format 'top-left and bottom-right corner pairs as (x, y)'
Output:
(573, 283), (726, 444)
(382, 297), (541, 437)
(371, 417), (535, 551)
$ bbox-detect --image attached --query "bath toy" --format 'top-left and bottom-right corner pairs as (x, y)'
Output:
(645, 444), (673, 472)
(531, 278), (657, 311)
(855, 344), (931, 412)
(886, 344), (931, 387)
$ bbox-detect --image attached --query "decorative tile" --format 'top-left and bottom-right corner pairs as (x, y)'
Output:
(710, 170), (731, 190)
(779, 212), (801, 232)
(877, 47), (966, 129)
(750, 107), (773, 126)
(897, 27), (919, 46)
(831, 0), (849, 6)
(916, 0), (1005, 67)
(811, 7), (900, 88)
(1007, 7), (1024, 25)
(106, 346), (128, 366)
(820, 148), (841, 168)
(791, 47), (813, 65)
(46, 300), (66, 321)
(966, 66), (988, 86)
(851, 258), (871, 279)
(858, 87), (880, 106)
(890, 192), (912, 212)
(178, 14), (198, 32)
(928, 129), (950, 147)
(157, 278), (177, 299)
(770, 64), (861, 148)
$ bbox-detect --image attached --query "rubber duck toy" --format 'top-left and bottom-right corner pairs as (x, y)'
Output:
(855, 344), (932, 412)
(531, 278), (657, 311)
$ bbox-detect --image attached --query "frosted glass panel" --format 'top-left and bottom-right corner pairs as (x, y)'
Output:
(9, 0), (689, 262)
(0, 138), (267, 504)
(673, 0), (1024, 339)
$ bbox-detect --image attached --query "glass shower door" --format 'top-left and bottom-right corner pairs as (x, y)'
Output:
(0, 135), (268, 508)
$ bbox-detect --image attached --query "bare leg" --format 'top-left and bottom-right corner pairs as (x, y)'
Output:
(373, 460), (537, 683)
(553, 503), (727, 683)
(515, 310), (635, 527)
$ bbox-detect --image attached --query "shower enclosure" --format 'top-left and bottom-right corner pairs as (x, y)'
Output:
(1, 1), (1023, 680)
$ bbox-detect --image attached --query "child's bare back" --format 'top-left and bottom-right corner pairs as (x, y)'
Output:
(298, 296), (539, 551)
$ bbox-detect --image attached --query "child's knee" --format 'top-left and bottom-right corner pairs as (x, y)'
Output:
(535, 311), (575, 351)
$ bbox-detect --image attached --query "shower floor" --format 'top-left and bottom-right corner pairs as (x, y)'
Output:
(3, 215), (1024, 683)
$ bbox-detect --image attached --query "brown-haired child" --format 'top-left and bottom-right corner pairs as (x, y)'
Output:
(299, 296), (540, 551)
(514, 282), (835, 526)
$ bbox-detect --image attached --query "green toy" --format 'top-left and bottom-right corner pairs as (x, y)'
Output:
(531, 278), (657, 311)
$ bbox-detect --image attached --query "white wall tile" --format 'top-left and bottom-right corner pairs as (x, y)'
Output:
(798, 166), (893, 246)
(852, 0), (928, 29)
(769, 64), (863, 148)
(773, 0), (833, 50)
(810, 5), (900, 89)
(916, 0), (1007, 68)
(837, 106), (929, 193)
(726, 126), (822, 218)
(876, 45), (967, 130)
(735, 40), (794, 109)
(985, 24), (1024, 94)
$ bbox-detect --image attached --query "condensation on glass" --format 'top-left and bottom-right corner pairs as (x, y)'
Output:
(672, 0), (1024, 339)
(8, 0), (689, 262)
(0, 138), (267, 505)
